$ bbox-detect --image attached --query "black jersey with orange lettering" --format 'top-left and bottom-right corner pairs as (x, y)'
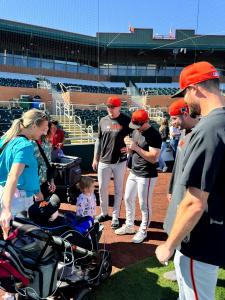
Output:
(98, 113), (131, 164)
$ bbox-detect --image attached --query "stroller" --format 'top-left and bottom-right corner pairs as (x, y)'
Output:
(0, 217), (112, 300)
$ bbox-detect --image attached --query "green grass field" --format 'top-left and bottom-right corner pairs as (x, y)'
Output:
(93, 257), (225, 300)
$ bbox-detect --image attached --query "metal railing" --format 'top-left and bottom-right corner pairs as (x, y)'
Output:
(148, 107), (168, 120)
(55, 101), (96, 143)
(87, 125), (95, 143)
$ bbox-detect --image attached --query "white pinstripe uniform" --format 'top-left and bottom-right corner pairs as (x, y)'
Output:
(124, 127), (161, 230)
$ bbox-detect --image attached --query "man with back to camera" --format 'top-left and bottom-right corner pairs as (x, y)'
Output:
(163, 98), (200, 281)
(115, 109), (161, 243)
(92, 96), (131, 229)
(156, 61), (225, 300)
(166, 98), (200, 205)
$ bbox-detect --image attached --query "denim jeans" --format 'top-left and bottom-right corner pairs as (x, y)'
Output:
(170, 138), (179, 159)
(158, 141), (167, 169)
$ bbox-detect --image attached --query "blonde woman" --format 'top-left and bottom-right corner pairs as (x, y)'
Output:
(0, 109), (49, 239)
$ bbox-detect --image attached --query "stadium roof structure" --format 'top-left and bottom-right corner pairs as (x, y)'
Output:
(1, 18), (225, 50)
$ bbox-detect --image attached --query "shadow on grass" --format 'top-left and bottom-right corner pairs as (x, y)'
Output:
(102, 241), (158, 269)
(92, 257), (178, 300)
(92, 255), (225, 300)
(217, 277), (225, 287)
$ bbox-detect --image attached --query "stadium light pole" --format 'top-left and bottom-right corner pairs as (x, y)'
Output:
(196, 0), (200, 33)
(97, 0), (100, 93)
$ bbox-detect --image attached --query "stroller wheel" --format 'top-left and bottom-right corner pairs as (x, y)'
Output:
(74, 288), (92, 300)
(94, 250), (112, 285)
(99, 250), (112, 282)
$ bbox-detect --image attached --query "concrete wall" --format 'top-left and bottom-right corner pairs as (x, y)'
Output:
(0, 86), (173, 108)
(69, 92), (129, 105)
(0, 87), (129, 108)
(146, 95), (174, 107)
(0, 86), (51, 102)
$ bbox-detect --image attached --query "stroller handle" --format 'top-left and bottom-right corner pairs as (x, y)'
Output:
(12, 220), (96, 257)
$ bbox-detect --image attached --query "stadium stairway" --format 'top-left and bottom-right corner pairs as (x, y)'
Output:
(50, 115), (95, 144)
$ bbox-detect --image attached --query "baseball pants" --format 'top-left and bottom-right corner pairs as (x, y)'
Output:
(174, 249), (219, 300)
(98, 161), (127, 220)
(124, 172), (157, 230)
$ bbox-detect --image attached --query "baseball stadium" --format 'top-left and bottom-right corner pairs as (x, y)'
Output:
(0, 1), (225, 299)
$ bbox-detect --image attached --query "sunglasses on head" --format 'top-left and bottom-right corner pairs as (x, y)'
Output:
(33, 114), (48, 125)
(180, 107), (188, 113)
(132, 120), (145, 126)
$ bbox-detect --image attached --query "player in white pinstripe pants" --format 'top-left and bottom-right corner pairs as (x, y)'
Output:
(123, 173), (157, 235)
(115, 110), (162, 243)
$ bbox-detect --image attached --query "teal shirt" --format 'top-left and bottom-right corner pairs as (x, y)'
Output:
(0, 136), (40, 196)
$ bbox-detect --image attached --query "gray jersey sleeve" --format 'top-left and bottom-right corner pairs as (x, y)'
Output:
(94, 138), (101, 157)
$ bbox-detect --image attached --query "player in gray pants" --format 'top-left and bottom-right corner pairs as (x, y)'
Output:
(92, 96), (130, 228)
(98, 160), (127, 223)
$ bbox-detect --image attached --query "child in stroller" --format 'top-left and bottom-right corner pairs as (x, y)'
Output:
(0, 194), (112, 300)
(28, 193), (100, 252)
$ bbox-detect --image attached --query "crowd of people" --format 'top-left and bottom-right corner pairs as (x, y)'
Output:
(92, 61), (225, 300)
(0, 61), (224, 300)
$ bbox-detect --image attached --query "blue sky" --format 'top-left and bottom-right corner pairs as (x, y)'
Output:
(0, 0), (225, 37)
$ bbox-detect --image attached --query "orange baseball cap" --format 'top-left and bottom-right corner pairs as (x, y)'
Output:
(169, 98), (189, 116)
(106, 96), (121, 107)
(129, 109), (149, 129)
(172, 61), (219, 98)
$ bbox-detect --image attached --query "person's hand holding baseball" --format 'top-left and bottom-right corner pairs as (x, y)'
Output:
(155, 242), (174, 265)
(124, 136), (132, 145)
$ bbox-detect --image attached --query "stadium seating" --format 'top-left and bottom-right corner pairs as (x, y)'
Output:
(74, 109), (107, 132)
(0, 108), (12, 135)
(0, 71), (126, 94)
(0, 77), (38, 88)
(73, 108), (131, 132)
(139, 87), (179, 95)
(57, 83), (124, 94)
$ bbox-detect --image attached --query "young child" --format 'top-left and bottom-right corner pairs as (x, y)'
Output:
(76, 176), (96, 218)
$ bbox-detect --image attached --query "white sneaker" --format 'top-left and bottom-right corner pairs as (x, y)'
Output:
(162, 166), (168, 172)
(115, 224), (136, 235)
(132, 230), (147, 243)
(111, 218), (120, 229)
